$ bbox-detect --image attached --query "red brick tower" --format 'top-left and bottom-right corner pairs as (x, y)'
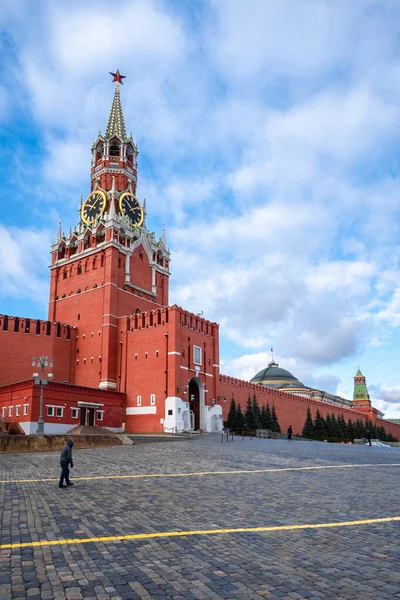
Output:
(48, 72), (171, 391)
(351, 368), (378, 422)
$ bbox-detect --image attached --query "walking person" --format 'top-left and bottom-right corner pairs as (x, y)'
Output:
(287, 425), (293, 440)
(366, 430), (372, 446)
(59, 439), (74, 488)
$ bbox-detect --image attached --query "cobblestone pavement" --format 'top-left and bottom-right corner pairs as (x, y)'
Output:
(1, 436), (400, 599)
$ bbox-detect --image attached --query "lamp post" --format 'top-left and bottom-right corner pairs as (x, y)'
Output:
(32, 356), (54, 436)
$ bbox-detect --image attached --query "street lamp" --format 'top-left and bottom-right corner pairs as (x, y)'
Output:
(32, 356), (54, 435)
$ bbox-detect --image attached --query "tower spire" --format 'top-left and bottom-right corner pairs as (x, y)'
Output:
(105, 71), (127, 139)
(56, 217), (62, 243)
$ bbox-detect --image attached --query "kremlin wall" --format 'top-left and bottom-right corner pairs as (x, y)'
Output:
(1, 73), (400, 441)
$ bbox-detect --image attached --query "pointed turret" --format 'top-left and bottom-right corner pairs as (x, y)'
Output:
(161, 227), (167, 247)
(105, 82), (127, 139)
(56, 217), (62, 243)
(353, 368), (369, 401)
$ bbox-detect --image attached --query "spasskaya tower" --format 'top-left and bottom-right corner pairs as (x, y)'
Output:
(48, 71), (171, 390)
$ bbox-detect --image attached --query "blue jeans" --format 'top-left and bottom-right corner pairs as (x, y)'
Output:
(59, 463), (71, 486)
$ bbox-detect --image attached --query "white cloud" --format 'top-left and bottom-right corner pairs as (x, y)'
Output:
(1, 0), (400, 419)
(377, 288), (400, 327)
(0, 225), (50, 306)
(51, 0), (186, 72)
(44, 137), (89, 183)
(208, 0), (398, 84)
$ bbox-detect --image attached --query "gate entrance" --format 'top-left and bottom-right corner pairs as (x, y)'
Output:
(79, 406), (96, 426)
(189, 378), (200, 430)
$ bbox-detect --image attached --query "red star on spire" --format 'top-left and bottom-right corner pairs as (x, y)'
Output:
(109, 70), (126, 85)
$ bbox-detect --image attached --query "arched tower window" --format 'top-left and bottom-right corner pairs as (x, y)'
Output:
(83, 231), (90, 251)
(69, 236), (78, 256)
(58, 242), (66, 260)
(109, 137), (120, 157)
(95, 141), (104, 165)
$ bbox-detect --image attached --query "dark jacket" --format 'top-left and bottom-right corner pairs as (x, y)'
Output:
(60, 439), (74, 466)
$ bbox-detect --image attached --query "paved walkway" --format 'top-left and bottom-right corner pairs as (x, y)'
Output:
(1, 436), (400, 599)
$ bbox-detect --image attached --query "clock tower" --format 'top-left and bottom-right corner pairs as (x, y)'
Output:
(48, 72), (171, 391)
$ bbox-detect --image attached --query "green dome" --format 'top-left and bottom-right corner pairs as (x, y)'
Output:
(250, 361), (305, 389)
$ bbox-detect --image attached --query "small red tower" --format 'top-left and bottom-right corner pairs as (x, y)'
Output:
(48, 73), (171, 390)
(351, 368), (377, 422)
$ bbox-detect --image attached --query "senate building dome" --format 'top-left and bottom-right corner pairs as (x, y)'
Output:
(250, 361), (306, 390)
(250, 357), (352, 410)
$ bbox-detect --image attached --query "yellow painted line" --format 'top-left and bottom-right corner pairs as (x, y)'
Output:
(1, 462), (400, 484)
(1, 516), (399, 550)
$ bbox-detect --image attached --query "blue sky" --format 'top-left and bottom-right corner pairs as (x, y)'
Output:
(1, 0), (400, 416)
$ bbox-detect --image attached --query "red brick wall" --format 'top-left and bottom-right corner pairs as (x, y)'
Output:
(0, 316), (76, 387)
(122, 306), (219, 433)
(49, 241), (169, 389)
(218, 375), (400, 439)
(0, 380), (124, 429)
(376, 418), (400, 440)
(218, 375), (369, 435)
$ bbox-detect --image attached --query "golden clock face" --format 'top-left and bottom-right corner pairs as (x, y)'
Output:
(81, 191), (107, 225)
(119, 192), (143, 226)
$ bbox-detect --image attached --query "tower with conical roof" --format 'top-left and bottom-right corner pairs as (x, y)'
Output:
(90, 71), (139, 204)
(351, 368), (372, 414)
(48, 72), (171, 391)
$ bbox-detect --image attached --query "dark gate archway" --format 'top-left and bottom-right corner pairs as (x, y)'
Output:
(189, 378), (200, 430)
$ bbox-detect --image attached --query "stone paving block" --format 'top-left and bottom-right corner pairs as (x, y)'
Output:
(1, 438), (400, 599)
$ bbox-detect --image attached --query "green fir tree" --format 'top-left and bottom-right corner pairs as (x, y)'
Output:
(264, 403), (273, 430)
(302, 407), (314, 438)
(335, 414), (344, 440)
(312, 410), (327, 440)
(252, 393), (262, 429)
(347, 419), (355, 442)
(339, 414), (349, 440)
(271, 405), (281, 433)
(330, 413), (340, 438)
(260, 405), (267, 429)
(379, 426), (388, 441)
(325, 413), (334, 438)
(245, 396), (257, 430)
(231, 402), (245, 430)
(354, 419), (364, 439)
(226, 396), (237, 429)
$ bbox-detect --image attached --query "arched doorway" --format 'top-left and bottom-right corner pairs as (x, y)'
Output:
(188, 377), (205, 431)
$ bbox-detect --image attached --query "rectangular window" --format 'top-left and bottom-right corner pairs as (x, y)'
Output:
(1, 407), (6, 418)
(23, 405), (28, 416)
(150, 394), (156, 405)
(137, 396), (141, 406)
(16, 406), (20, 417)
(56, 407), (63, 418)
(193, 345), (202, 365)
(71, 408), (78, 419)
(96, 411), (104, 422)
(47, 406), (54, 417)
(8, 407), (13, 417)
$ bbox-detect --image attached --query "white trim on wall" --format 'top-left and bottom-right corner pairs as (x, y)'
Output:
(126, 406), (157, 415)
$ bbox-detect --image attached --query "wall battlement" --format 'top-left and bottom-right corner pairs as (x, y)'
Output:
(128, 305), (218, 336)
(0, 315), (77, 387)
(0, 314), (77, 340)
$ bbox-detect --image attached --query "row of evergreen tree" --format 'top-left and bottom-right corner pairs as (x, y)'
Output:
(302, 407), (398, 442)
(225, 395), (281, 432)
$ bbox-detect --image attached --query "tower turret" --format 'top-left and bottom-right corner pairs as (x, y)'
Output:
(351, 368), (373, 418)
(90, 70), (138, 199)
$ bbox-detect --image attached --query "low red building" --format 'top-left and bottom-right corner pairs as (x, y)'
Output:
(1, 76), (399, 440)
